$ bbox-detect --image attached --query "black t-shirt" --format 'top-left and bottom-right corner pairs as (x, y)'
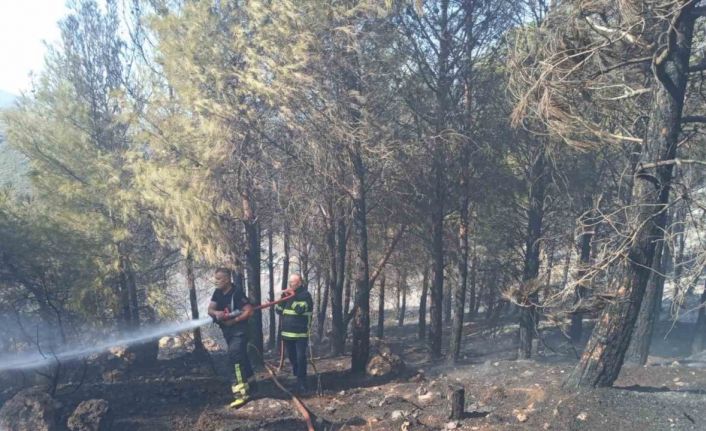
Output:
(210, 285), (251, 337)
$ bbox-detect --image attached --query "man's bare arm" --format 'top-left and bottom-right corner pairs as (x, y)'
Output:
(224, 303), (253, 325)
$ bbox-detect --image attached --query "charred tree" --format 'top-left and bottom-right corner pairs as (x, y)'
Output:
(243, 189), (263, 358)
(450, 182), (470, 362)
(691, 278), (706, 354)
(565, 3), (697, 388)
(344, 257), (352, 318)
(267, 230), (276, 350)
(317, 272), (330, 343)
(419, 266), (429, 340)
(398, 270), (407, 327)
(468, 245), (478, 317)
(277, 218), (290, 349)
(330, 210), (347, 355)
(377, 272), (386, 339)
(186, 249), (204, 352)
(428, 0), (453, 359)
(627, 239), (666, 365)
(349, 145), (372, 374)
(518, 144), (547, 359)
(444, 278), (453, 325)
(570, 206), (595, 344)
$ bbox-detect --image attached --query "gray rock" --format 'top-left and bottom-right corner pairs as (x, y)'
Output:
(67, 399), (113, 431)
(0, 388), (59, 431)
(366, 353), (405, 377)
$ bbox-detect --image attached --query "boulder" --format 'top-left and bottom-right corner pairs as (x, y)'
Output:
(366, 352), (405, 378)
(67, 399), (113, 431)
(106, 339), (158, 368)
(0, 388), (59, 431)
(101, 369), (124, 384)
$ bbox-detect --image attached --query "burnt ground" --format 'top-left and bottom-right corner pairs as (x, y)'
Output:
(4, 315), (706, 431)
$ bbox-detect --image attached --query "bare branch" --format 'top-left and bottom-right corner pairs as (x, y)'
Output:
(369, 225), (408, 286)
(637, 159), (706, 170)
(682, 115), (706, 124)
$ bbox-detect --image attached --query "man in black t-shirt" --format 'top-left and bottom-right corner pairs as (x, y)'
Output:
(207, 267), (254, 408)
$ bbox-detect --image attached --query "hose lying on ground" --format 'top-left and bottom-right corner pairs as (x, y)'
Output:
(248, 343), (328, 431)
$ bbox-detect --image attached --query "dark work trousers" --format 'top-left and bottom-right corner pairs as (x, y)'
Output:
(225, 333), (253, 385)
(284, 339), (308, 380)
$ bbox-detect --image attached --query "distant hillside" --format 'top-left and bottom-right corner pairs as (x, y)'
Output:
(0, 90), (31, 194)
(0, 90), (16, 109)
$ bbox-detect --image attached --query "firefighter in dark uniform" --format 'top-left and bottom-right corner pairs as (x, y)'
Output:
(275, 273), (313, 393)
(207, 267), (255, 408)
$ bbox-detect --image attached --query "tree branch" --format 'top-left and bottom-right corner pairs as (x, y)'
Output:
(369, 225), (408, 287)
(682, 115), (706, 124)
(637, 158), (706, 170)
(343, 225), (408, 327)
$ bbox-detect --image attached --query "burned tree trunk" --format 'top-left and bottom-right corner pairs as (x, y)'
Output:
(277, 218), (290, 350)
(468, 245), (478, 317)
(281, 219), (290, 292)
(344, 259), (352, 318)
(243, 190), (263, 357)
(429, 0), (452, 359)
(429, 205), (445, 357)
(268, 230), (276, 350)
(126, 259), (140, 328)
(449, 387), (465, 420)
(444, 278), (453, 325)
(565, 5), (696, 388)
(330, 209), (347, 356)
(570, 207), (595, 344)
(317, 272), (330, 344)
(419, 266), (429, 340)
(627, 239), (666, 365)
(377, 272), (386, 339)
(561, 240), (572, 290)
(691, 278), (706, 354)
(518, 145), (547, 359)
(186, 249), (204, 352)
(450, 193), (470, 362)
(398, 270), (407, 327)
(350, 146), (372, 374)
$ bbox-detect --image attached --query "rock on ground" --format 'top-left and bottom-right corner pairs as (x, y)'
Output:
(366, 352), (405, 378)
(0, 388), (59, 431)
(67, 399), (113, 431)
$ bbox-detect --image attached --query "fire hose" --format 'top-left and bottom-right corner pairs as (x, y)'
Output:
(216, 287), (296, 322)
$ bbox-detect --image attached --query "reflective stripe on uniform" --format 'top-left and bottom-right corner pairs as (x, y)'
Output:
(231, 382), (249, 394)
(281, 331), (309, 338)
(282, 309), (312, 316)
(291, 300), (309, 309)
(234, 363), (243, 384)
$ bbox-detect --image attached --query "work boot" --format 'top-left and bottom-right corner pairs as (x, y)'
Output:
(229, 382), (250, 409)
(295, 378), (308, 395)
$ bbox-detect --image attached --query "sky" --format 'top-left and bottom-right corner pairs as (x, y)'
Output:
(0, 1), (69, 95)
